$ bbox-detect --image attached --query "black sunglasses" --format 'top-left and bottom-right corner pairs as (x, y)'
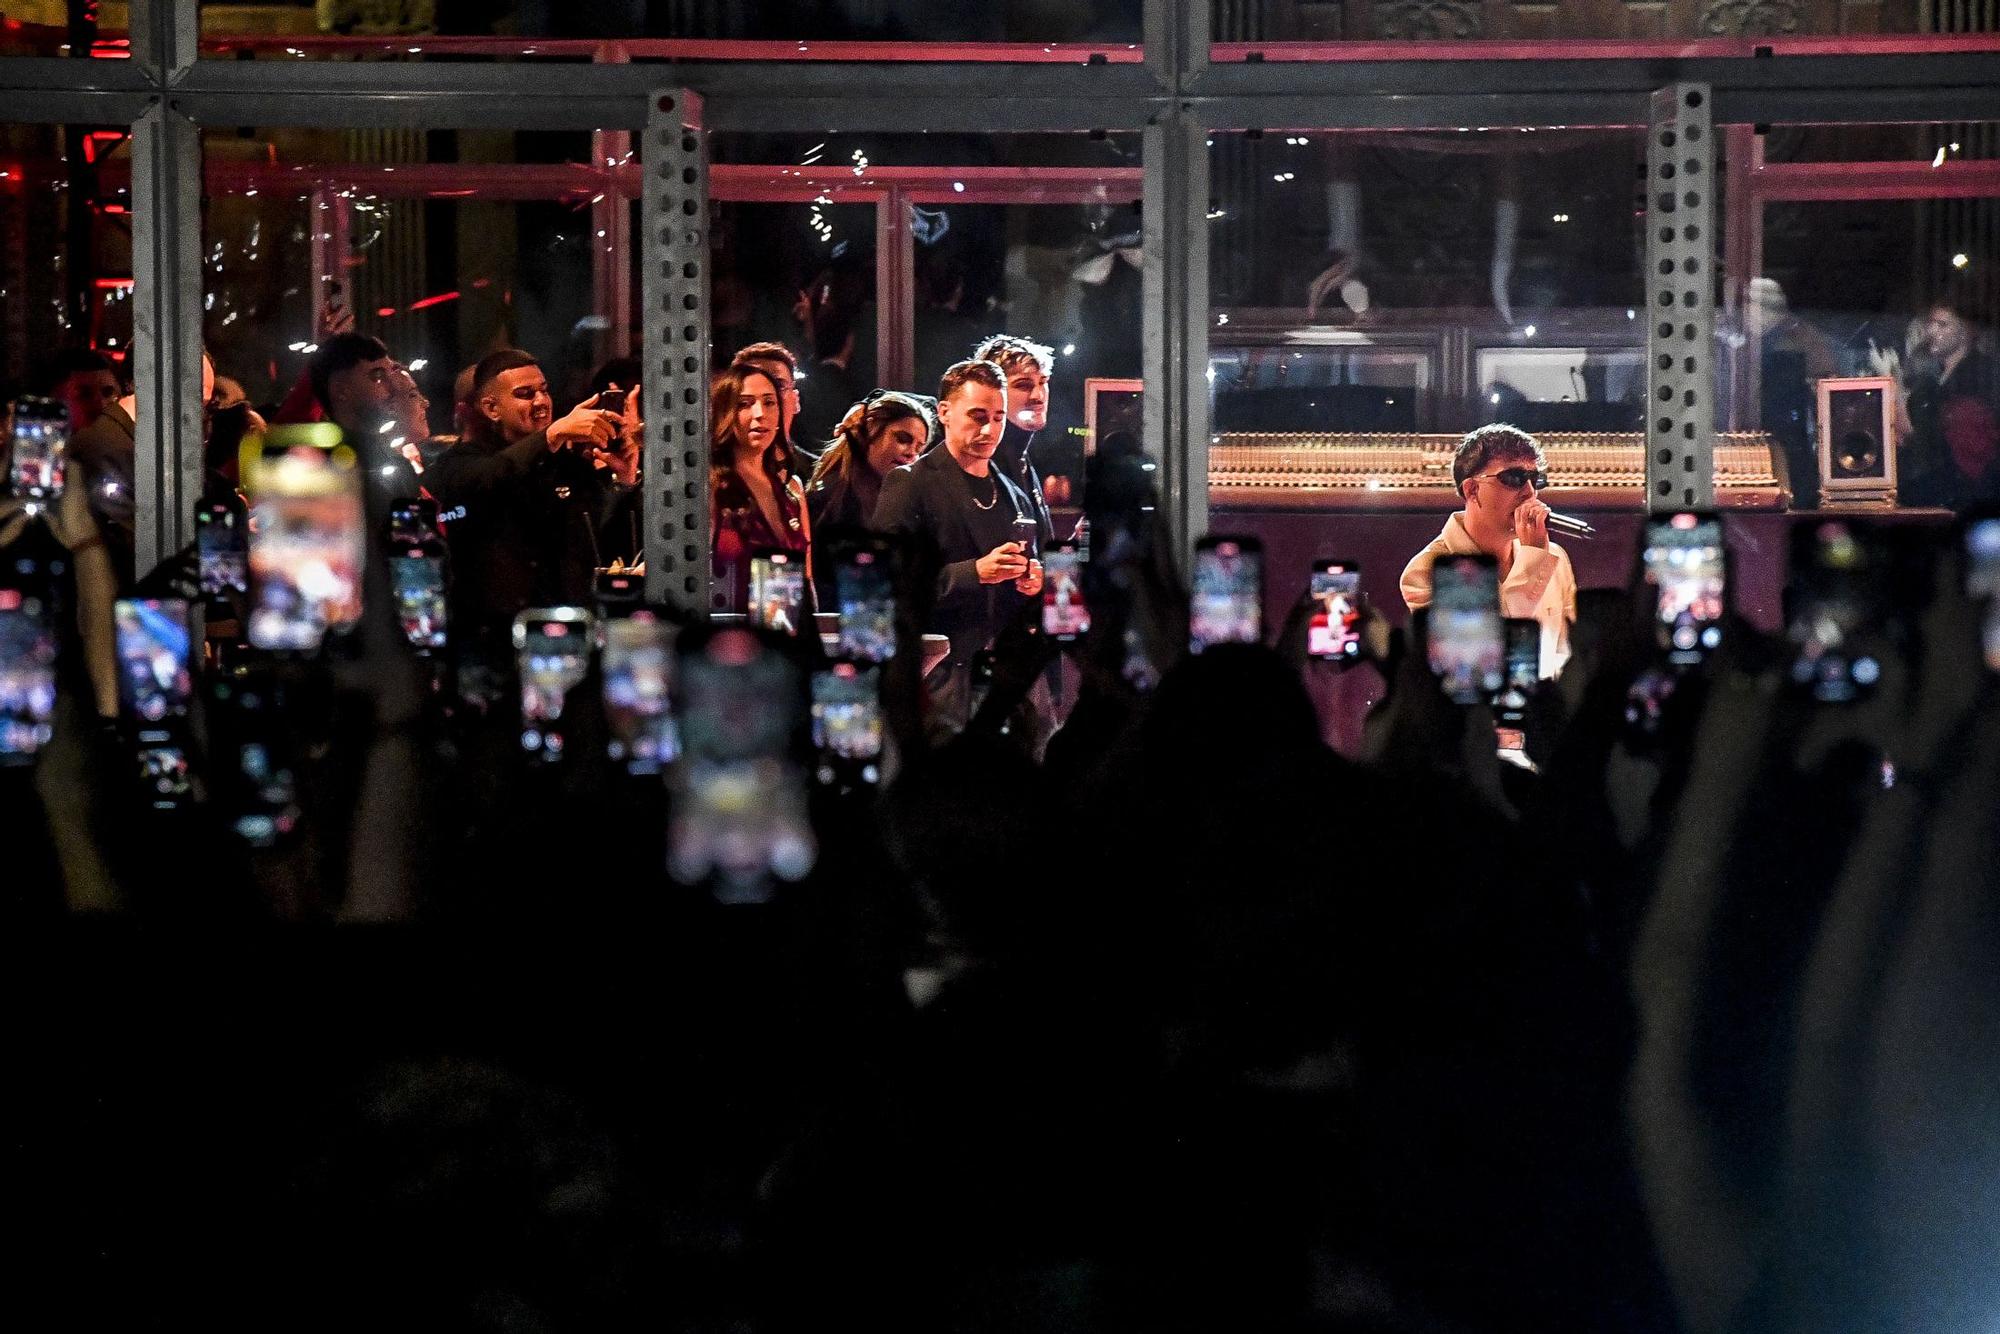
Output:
(1480, 466), (1547, 490)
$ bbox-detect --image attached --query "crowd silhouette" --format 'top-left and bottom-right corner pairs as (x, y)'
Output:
(6, 415), (2000, 1334)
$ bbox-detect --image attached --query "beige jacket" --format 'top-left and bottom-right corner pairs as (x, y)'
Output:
(1400, 512), (1577, 678)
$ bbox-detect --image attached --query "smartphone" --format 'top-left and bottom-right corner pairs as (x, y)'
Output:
(601, 611), (678, 774)
(1643, 512), (1727, 666)
(1494, 617), (1540, 727)
(114, 598), (194, 807)
(513, 607), (592, 761)
(596, 569), (645, 618)
(1190, 535), (1263, 653)
(1306, 558), (1364, 663)
(812, 662), (883, 785)
(1786, 520), (1885, 704)
(670, 626), (816, 897)
(1042, 543), (1090, 640)
(597, 388), (627, 419)
(0, 589), (58, 765)
(390, 547), (449, 653)
(749, 549), (809, 636)
(388, 498), (440, 548)
(1623, 666), (1679, 744)
(210, 662), (301, 846)
(1963, 514), (2000, 672)
(1427, 554), (1504, 705)
(1011, 515), (1041, 565)
(196, 498), (249, 601)
(834, 543), (895, 664)
(8, 396), (68, 504)
(241, 425), (365, 653)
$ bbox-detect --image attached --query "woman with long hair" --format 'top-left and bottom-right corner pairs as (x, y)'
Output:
(710, 360), (812, 615)
(806, 390), (933, 535)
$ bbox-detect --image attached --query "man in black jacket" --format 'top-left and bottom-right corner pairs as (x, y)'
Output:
(424, 348), (637, 648)
(873, 360), (1044, 727)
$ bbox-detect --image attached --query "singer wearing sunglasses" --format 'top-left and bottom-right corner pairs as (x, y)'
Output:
(1400, 424), (1578, 678)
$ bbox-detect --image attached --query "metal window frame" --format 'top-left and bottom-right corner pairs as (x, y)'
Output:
(7, 3), (2000, 577)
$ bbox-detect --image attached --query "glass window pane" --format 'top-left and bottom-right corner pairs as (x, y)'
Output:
(196, 0), (1143, 55)
(0, 120), (133, 406)
(202, 126), (623, 416)
(1213, 2), (1997, 47)
(713, 132), (1141, 471)
(1208, 124), (1676, 681)
(1726, 121), (2000, 513)
(1210, 127), (1648, 442)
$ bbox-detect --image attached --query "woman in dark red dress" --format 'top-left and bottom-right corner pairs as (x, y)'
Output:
(710, 361), (812, 615)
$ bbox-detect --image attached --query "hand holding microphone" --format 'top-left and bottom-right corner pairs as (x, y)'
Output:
(1543, 510), (1595, 539)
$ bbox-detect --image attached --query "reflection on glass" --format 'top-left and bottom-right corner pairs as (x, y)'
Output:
(196, 1), (1145, 51)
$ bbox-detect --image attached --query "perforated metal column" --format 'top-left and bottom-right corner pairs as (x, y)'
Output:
(642, 90), (711, 615)
(1645, 83), (1716, 513)
(1142, 112), (1212, 571)
(129, 99), (206, 576)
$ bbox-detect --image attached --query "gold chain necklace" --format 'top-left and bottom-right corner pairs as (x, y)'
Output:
(969, 469), (999, 511)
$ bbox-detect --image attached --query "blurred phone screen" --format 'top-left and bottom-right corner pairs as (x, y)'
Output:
(1307, 561), (1362, 662)
(1191, 537), (1262, 652)
(1428, 554), (1503, 704)
(243, 430), (364, 652)
(670, 627), (815, 898)
(8, 397), (67, 503)
(1644, 513), (1726, 665)
(0, 591), (58, 765)
(114, 598), (194, 806)
(391, 550), (449, 652)
(602, 612), (678, 774)
(749, 550), (808, 635)
(1042, 545), (1089, 639)
(835, 547), (895, 663)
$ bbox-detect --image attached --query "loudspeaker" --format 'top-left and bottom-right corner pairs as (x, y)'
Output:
(1817, 376), (1898, 507)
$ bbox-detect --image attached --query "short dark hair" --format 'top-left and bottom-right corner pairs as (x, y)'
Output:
(938, 359), (1004, 404)
(732, 341), (798, 375)
(973, 334), (1054, 378)
(1452, 424), (1544, 495)
(470, 348), (542, 402)
(309, 333), (391, 414)
(44, 346), (115, 391)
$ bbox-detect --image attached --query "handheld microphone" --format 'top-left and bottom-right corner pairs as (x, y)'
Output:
(1544, 510), (1595, 540)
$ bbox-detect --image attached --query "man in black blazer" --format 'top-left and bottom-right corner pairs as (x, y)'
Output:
(872, 359), (1045, 724)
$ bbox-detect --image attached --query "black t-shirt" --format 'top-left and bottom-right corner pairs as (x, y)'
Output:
(1905, 350), (2000, 510)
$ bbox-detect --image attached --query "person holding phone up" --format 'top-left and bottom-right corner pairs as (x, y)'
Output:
(1400, 424), (1577, 678)
(872, 359), (1044, 724)
(425, 348), (640, 648)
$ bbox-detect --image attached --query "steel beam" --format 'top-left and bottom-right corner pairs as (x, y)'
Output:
(1142, 0), (1210, 567)
(0, 57), (153, 124)
(876, 186), (916, 397)
(1645, 84), (1716, 514)
(1142, 113), (1212, 568)
(130, 0), (196, 81)
(127, 0), (206, 576)
(162, 58), (1167, 133)
(640, 90), (712, 617)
